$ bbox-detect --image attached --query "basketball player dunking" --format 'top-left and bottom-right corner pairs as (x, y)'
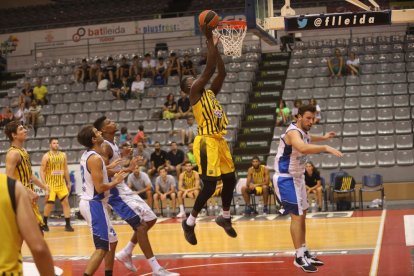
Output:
(4, 121), (49, 229)
(41, 138), (74, 232)
(180, 24), (238, 245)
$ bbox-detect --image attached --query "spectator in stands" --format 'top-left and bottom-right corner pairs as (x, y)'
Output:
(133, 125), (148, 147)
(167, 52), (181, 80)
(328, 48), (345, 79)
(186, 142), (197, 171)
(142, 53), (156, 79)
(117, 56), (130, 79)
(180, 116), (197, 145)
(153, 166), (177, 216)
(0, 106), (14, 127)
(111, 76), (131, 100)
(154, 57), (167, 85)
(129, 55), (142, 78)
(148, 141), (168, 177)
(275, 99), (290, 126)
(133, 141), (150, 171)
(309, 98), (321, 124)
(291, 99), (302, 121)
(166, 141), (186, 176)
(14, 102), (28, 125)
(104, 57), (117, 84)
(177, 91), (192, 118)
(74, 58), (90, 83)
(182, 54), (196, 77)
(89, 59), (103, 83)
(128, 165), (153, 207)
(176, 161), (201, 218)
(120, 141), (133, 168)
(241, 156), (270, 215)
(163, 93), (179, 120)
(279, 33), (296, 52)
(130, 73), (145, 99)
(97, 71), (109, 91)
(119, 126), (131, 145)
(26, 100), (42, 133)
(33, 78), (48, 106)
(346, 52), (360, 76)
(19, 82), (34, 109)
(304, 161), (322, 212)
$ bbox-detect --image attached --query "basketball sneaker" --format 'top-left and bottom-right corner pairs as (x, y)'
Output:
(176, 211), (186, 219)
(215, 215), (237, 238)
(115, 251), (137, 272)
(42, 224), (49, 232)
(263, 206), (269, 214)
(64, 225), (74, 232)
(181, 220), (197, 245)
(305, 250), (324, 266)
(153, 267), (180, 276)
(294, 255), (318, 273)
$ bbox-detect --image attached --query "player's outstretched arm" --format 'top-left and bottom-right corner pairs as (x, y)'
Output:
(310, 131), (336, 142)
(288, 130), (343, 157)
(210, 45), (226, 95)
(15, 180), (55, 276)
(190, 27), (219, 101)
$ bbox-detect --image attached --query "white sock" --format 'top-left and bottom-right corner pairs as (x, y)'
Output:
(180, 204), (185, 213)
(124, 241), (136, 255)
(302, 243), (308, 252)
(186, 214), (196, 226)
(147, 256), (162, 272)
(296, 247), (305, 258)
(222, 210), (231, 219)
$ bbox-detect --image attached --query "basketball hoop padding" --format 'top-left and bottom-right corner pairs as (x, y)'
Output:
(213, 20), (247, 57)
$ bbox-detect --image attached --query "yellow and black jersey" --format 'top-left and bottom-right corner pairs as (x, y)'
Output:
(182, 171), (197, 189)
(250, 165), (267, 184)
(193, 89), (228, 136)
(0, 174), (23, 275)
(45, 151), (66, 190)
(7, 146), (33, 191)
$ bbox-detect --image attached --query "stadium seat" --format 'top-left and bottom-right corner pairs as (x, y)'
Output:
(309, 124), (323, 136)
(377, 84), (392, 95)
(226, 104), (244, 116)
(393, 83), (407, 94)
(157, 120), (172, 132)
(326, 110), (343, 123)
(119, 111), (133, 122)
(325, 123), (342, 136)
(359, 136), (376, 151)
(141, 98), (155, 109)
(51, 126), (65, 137)
(97, 101), (111, 111)
(343, 110), (359, 122)
(83, 102), (96, 112)
(50, 94), (63, 104)
(26, 140), (40, 152)
(358, 152), (376, 167)
(104, 111), (118, 122)
(89, 112), (104, 123)
(150, 133), (168, 145)
(63, 93), (77, 103)
(396, 150), (414, 165)
(359, 122), (376, 136)
(143, 121), (157, 133)
(134, 110), (148, 121)
(360, 109), (376, 121)
(394, 107), (410, 120)
(344, 98), (359, 109)
(345, 86), (360, 97)
(340, 153), (357, 168)
(377, 136), (395, 150)
(377, 96), (392, 108)
(78, 92), (90, 102)
(395, 121), (412, 134)
(321, 154), (339, 169)
(126, 99), (140, 110)
(360, 97), (376, 108)
(60, 114), (74, 125)
(90, 91), (104, 101)
(112, 100), (125, 111)
(360, 84), (376, 96)
(46, 115), (59, 126)
(342, 137), (358, 152)
(231, 93), (248, 104)
(59, 138), (71, 150)
(396, 134), (413, 149)
(54, 103), (69, 114)
(31, 153), (43, 166)
(42, 105), (54, 115)
(74, 113), (88, 124)
(393, 95), (409, 107)
(69, 103), (82, 113)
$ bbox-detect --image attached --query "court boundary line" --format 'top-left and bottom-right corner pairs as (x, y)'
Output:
(369, 209), (387, 276)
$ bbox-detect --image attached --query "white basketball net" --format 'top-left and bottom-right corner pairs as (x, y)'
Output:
(213, 21), (247, 57)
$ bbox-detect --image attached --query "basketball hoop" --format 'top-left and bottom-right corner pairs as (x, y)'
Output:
(213, 20), (247, 57)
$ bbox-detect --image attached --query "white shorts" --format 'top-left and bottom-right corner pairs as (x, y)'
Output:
(273, 174), (309, 216)
(79, 199), (117, 250)
(108, 193), (157, 229)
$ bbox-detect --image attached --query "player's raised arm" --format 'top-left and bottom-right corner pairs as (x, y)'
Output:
(287, 130), (343, 157)
(210, 44), (226, 95)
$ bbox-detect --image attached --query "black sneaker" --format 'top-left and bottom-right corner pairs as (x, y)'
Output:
(181, 220), (197, 245)
(305, 251), (324, 266)
(215, 215), (237, 238)
(294, 255), (318, 273)
(42, 224), (49, 232)
(65, 225), (75, 232)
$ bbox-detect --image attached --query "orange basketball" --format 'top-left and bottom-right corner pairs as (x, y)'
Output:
(198, 10), (219, 29)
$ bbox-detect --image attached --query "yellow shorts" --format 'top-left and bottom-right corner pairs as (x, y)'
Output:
(47, 185), (69, 202)
(32, 203), (44, 226)
(193, 135), (235, 181)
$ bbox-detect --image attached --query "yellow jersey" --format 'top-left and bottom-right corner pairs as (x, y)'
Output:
(193, 89), (228, 136)
(0, 174), (23, 275)
(251, 165), (267, 184)
(182, 171), (196, 189)
(7, 146), (33, 191)
(45, 151), (66, 190)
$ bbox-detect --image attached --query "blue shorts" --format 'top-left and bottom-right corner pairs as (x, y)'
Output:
(79, 199), (117, 250)
(273, 174), (309, 216)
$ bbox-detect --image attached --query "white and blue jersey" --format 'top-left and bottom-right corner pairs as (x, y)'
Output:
(79, 150), (117, 250)
(273, 123), (311, 215)
(104, 140), (156, 228)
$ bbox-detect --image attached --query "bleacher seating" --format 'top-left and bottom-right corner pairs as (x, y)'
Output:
(270, 34), (414, 182)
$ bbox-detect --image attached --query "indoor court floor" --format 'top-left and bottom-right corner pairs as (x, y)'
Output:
(22, 208), (414, 275)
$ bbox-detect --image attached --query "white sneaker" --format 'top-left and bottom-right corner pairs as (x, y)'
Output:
(176, 211), (186, 218)
(153, 267), (179, 276)
(115, 251), (137, 272)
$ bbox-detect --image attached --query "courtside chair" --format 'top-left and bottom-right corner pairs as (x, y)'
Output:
(360, 174), (384, 210)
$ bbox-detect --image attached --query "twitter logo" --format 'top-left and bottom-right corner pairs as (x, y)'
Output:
(297, 18), (308, 29)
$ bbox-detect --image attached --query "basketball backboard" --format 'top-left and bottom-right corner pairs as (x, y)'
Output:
(245, 0), (278, 45)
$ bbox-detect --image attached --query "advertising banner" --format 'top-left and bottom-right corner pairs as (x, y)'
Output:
(284, 10), (391, 32)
